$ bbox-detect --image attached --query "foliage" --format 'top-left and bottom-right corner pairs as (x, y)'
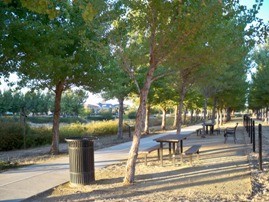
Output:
(0, 0), (110, 154)
(126, 110), (137, 119)
(249, 41), (269, 109)
(26, 127), (51, 148)
(85, 120), (118, 136)
(27, 116), (87, 124)
(0, 89), (89, 117)
(61, 89), (88, 117)
(0, 122), (24, 150)
(0, 161), (19, 171)
(0, 119), (127, 151)
(59, 120), (120, 141)
(98, 109), (113, 120)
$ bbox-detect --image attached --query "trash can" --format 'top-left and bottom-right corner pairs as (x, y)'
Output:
(65, 137), (95, 185)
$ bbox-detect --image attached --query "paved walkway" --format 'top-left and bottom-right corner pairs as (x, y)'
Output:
(0, 124), (203, 202)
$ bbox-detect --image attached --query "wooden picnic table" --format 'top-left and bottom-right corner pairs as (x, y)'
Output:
(203, 123), (214, 134)
(154, 134), (190, 166)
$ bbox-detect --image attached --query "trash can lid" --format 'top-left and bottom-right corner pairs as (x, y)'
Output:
(65, 137), (96, 142)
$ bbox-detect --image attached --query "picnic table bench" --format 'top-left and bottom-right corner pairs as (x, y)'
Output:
(139, 144), (161, 165)
(184, 145), (202, 166)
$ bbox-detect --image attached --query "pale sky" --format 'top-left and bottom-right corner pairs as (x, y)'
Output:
(240, 0), (269, 21)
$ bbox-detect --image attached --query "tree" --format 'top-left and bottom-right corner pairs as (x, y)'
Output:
(110, 0), (187, 184)
(249, 41), (269, 120)
(1, 0), (109, 154)
(0, 90), (13, 115)
(101, 60), (134, 139)
(61, 89), (88, 117)
(149, 74), (177, 130)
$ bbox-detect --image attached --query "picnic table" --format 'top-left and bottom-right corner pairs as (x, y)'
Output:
(203, 123), (214, 135)
(154, 134), (190, 166)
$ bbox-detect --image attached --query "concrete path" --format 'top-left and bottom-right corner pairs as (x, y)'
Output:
(0, 124), (203, 202)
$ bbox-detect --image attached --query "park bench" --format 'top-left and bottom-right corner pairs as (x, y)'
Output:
(224, 123), (238, 144)
(139, 144), (161, 165)
(184, 145), (202, 166)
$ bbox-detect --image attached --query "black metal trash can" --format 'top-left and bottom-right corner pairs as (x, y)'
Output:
(65, 137), (95, 185)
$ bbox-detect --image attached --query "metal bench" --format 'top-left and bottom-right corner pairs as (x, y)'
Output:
(184, 145), (202, 166)
(139, 144), (161, 165)
(224, 123), (238, 144)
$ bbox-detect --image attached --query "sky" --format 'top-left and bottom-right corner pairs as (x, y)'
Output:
(240, 0), (269, 22)
(1, 0), (269, 105)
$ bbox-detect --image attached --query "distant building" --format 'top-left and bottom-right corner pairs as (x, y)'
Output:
(85, 104), (100, 114)
(97, 102), (118, 109)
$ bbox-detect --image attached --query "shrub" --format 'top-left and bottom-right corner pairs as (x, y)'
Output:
(27, 116), (87, 124)
(127, 110), (136, 119)
(26, 127), (52, 148)
(87, 115), (113, 121)
(59, 123), (87, 142)
(0, 119), (129, 151)
(0, 122), (24, 151)
(58, 120), (119, 141)
(0, 116), (20, 122)
(85, 120), (118, 136)
(98, 109), (113, 120)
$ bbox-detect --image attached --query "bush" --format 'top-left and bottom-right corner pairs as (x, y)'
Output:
(0, 122), (24, 151)
(85, 120), (118, 136)
(59, 123), (87, 142)
(87, 115), (114, 121)
(127, 110), (136, 119)
(27, 116), (87, 124)
(0, 119), (127, 151)
(26, 127), (52, 148)
(59, 120), (119, 141)
(0, 121), (53, 151)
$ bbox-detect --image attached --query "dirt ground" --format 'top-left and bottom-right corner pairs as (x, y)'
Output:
(3, 118), (269, 202)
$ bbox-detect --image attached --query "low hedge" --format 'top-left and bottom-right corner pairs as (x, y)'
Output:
(27, 116), (87, 124)
(0, 122), (24, 151)
(0, 120), (133, 151)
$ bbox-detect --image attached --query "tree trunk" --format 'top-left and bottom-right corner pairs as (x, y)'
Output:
(211, 97), (217, 124)
(144, 104), (150, 134)
(50, 81), (65, 155)
(123, 7), (159, 183)
(123, 86), (150, 184)
(161, 107), (166, 130)
(226, 107), (231, 122)
(173, 105), (178, 128)
(219, 109), (223, 126)
(216, 108), (220, 128)
(117, 97), (124, 139)
(190, 109), (194, 124)
(223, 109), (227, 123)
(176, 85), (187, 134)
(202, 97), (208, 137)
(183, 107), (188, 125)
(123, 58), (157, 184)
(195, 109), (200, 122)
(265, 107), (268, 123)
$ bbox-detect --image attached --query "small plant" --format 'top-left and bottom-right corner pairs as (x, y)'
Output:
(0, 161), (19, 171)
